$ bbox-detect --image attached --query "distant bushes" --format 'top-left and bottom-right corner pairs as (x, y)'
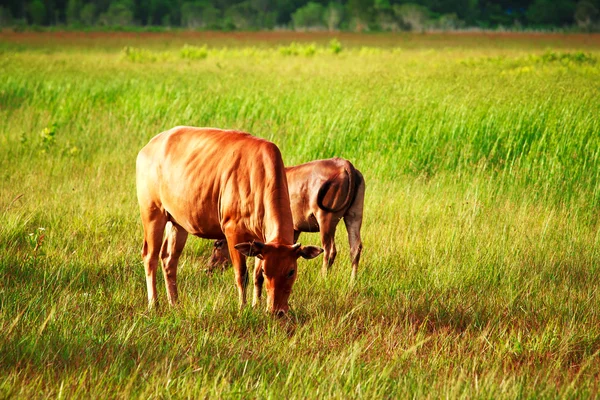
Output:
(121, 44), (208, 62)
(120, 43), (599, 69)
(537, 50), (597, 64)
(122, 39), (347, 63)
(459, 51), (597, 70)
(121, 46), (162, 62)
(180, 44), (208, 59)
(278, 42), (317, 56)
(328, 38), (342, 54)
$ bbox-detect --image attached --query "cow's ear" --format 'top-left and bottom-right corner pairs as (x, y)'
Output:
(234, 241), (266, 258)
(296, 245), (324, 260)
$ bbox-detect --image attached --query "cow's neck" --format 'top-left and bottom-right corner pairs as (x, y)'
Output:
(254, 146), (294, 246)
(262, 198), (294, 245)
(258, 168), (295, 245)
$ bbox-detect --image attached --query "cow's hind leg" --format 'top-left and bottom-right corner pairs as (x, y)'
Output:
(317, 213), (339, 277)
(344, 215), (363, 282)
(140, 207), (167, 309)
(160, 221), (188, 306)
(344, 174), (365, 282)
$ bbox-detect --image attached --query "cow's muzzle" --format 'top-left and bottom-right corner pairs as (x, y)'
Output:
(269, 303), (288, 317)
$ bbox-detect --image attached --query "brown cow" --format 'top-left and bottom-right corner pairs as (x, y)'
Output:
(136, 126), (323, 315)
(211, 158), (364, 281)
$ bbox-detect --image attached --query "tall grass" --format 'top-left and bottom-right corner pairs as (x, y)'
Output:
(1, 33), (600, 397)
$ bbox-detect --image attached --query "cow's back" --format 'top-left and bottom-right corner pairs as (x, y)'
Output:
(136, 126), (293, 242)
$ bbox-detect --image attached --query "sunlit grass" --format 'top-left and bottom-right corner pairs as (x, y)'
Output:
(1, 33), (600, 397)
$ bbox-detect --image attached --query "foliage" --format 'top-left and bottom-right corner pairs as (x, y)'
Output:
(66, 0), (82, 25)
(538, 50), (597, 64)
(575, 0), (600, 30)
(0, 6), (13, 27)
(26, 227), (46, 258)
(223, 1), (250, 29)
(437, 13), (464, 30)
(39, 123), (57, 151)
(278, 41), (317, 56)
(27, 0), (46, 25)
(526, 0), (577, 26)
(148, 0), (173, 26)
(180, 43), (208, 59)
(292, 2), (326, 30)
(393, 3), (430, 31)
(80, 3), (97, 25)
(347, 0), (373, 30)
(181, 1), (221, 29)
(374, 0), (399, 31)
(121, 46), (161, 62)
(97, 1), (134, 26)
(328, 37), (343, 54)
(324, 2), (344, 31)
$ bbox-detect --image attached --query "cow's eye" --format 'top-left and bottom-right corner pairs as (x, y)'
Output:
(288, 269), (295, 278)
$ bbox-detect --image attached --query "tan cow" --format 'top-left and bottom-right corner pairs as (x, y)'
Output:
(136, 126), (323, 315)
(211, 158), (364, 281)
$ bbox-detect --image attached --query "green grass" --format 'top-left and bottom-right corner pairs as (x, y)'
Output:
(1, 32), (600, 398)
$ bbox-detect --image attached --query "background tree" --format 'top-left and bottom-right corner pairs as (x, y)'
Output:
(80, 3), (97, 25)
(225, 1), (259, 29)
(66, 0), (82, 25)
(574, 0), (599, 30)
(437, 12), (464, 30)
(374, 0), (399, 31)
(250, 0), (277, 28)
(292, 1), (325, 29)
(147, 0), (172, 25)
(0, 6), (14, 27)
(97, 0), (134, 25)
(181, 1), (221, 28)
(324, 2), (344, 30)
(347, 0), (372, 31)
(393, 3), (430, 31)
(27, 0), (47, 25)
(527, 0), (576, 26)
(462, 0), (480, 26)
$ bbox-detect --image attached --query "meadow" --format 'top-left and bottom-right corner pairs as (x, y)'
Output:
(1, 31), (600, 398)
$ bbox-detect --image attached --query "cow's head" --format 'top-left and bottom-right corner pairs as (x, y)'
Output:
(234, 241), (323, 316)
(209, 239), (231, 272)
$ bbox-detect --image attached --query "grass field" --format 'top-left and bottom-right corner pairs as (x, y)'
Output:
(1, 31), (600, 398)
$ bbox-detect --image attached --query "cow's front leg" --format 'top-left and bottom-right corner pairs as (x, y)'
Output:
(252, 258), (264, 307)
(225, 235), (248, 309)
(160, 222), (188, 306)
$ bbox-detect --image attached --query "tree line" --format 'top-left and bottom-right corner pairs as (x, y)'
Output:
(1, 0), (599, 31)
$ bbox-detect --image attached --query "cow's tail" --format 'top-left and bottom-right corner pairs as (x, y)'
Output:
(316, 160), (360, 213)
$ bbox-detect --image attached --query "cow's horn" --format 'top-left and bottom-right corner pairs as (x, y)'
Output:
(292, 243), (301, 250)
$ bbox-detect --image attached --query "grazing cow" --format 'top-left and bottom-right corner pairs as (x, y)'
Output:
(136, 126), (323, 315)
(211, 158), (365, 281)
